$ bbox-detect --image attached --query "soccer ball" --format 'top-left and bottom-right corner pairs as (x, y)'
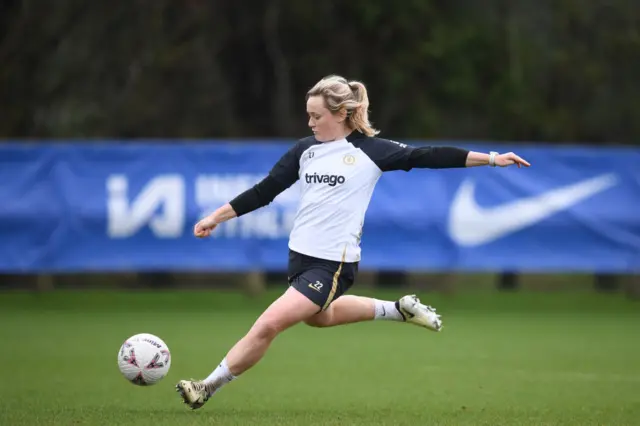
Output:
(117, 333), (171, 386)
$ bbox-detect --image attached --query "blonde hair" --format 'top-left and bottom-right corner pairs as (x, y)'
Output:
(307, 75), (380, 136)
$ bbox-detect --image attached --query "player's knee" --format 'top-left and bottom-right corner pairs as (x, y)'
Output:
(251, 317), (283, 340)
(304, 310), (333, 328)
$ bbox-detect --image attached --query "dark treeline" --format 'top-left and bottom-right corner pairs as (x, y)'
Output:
(1, 0), (639, 144)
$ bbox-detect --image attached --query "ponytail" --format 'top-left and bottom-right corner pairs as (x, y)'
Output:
(347, 81), (379, 136)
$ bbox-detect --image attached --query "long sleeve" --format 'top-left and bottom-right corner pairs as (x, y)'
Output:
(229, 139), (315, 217)
(407, 146), (469, 169)
(358, 137), (469, 171)
(229, 175), (291, 217)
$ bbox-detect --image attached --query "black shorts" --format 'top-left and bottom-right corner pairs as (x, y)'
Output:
(287, 249), (358, 311)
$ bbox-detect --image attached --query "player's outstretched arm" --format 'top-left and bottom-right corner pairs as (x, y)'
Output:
(193, 141), (303, 239)
(193, 175), (290, 238)
(406, 146), (531, 170)
(367, 139), (530, 172)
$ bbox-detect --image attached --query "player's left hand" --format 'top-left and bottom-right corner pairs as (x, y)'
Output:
(495, 152), (530, 168)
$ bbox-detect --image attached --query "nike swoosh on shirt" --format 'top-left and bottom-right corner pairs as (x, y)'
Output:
(448, 173), (618, 247)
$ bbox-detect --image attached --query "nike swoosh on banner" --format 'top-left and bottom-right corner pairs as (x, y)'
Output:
(448, 173), (618, 247)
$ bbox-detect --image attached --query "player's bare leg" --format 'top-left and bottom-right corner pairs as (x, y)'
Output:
(304, 294), (442, 331)
(176, 287), (319, 409)
(224, 287), (319, 373)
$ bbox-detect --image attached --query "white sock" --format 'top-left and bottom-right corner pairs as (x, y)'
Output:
(203, 357), (236, 396)
(374, 299), (404, 321)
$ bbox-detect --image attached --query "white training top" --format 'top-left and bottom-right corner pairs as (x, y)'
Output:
(268, 132), (417, 263)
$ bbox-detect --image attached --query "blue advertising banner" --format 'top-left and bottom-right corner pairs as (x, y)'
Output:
(1, 142), (639, 272)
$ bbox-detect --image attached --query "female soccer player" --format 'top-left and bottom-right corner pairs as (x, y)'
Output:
(176, 75), (530, 409)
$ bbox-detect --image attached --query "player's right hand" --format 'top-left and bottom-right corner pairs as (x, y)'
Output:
(194, 214), (218, 238)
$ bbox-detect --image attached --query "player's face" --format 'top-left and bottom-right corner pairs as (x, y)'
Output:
(306, 95), (346, 142)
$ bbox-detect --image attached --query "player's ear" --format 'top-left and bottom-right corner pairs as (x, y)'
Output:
(335, 108), (347, 123)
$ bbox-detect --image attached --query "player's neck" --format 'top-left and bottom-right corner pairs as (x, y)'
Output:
(322, 128), (353, 143)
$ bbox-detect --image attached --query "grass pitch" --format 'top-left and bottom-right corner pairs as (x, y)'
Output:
(0, 289), (638, 425)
